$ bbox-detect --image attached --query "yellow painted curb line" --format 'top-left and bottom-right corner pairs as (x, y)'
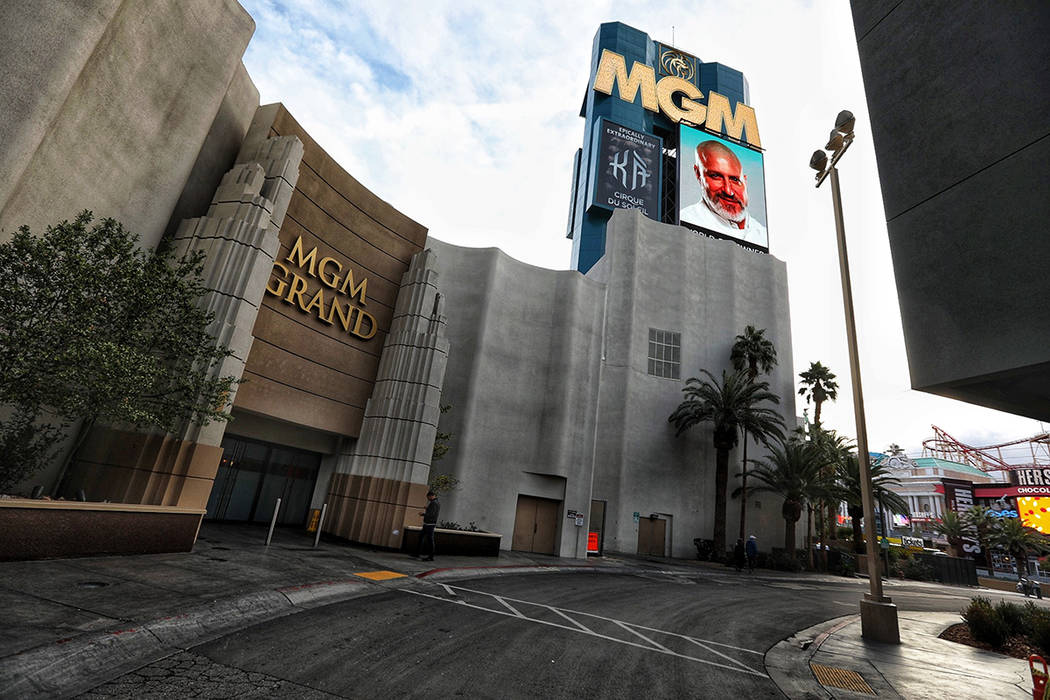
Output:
(354, 571), (406, 581)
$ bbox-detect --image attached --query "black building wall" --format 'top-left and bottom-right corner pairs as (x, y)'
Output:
(850, 2), (1050, 420)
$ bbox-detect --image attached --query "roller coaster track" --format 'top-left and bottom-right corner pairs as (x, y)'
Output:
(921, 425), (1050, 472)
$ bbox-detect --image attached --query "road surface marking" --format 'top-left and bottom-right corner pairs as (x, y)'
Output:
(494, 596), (525, 617)
(548, 606), (593, 633)
(613, 620), (674, 653)
(401, 586), (767, 678)
(353, 571), (405, 581)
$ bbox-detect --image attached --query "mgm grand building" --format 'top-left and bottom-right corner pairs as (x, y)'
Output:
(1, 3), (796, 561)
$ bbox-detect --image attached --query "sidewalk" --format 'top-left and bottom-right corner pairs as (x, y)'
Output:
(0, 523), (1036, 698)
(766, 611), (1031, 698)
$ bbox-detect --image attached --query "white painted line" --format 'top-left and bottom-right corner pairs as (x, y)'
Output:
(682, 637), (759, 673)
(833, 600), (854, 607)
(446, 583), (767, 655)
(494, 596), (524, 618)
(548, 606), (593, 633)
(440, 584), (457, 596)
(402, 589), (767, 678)
(613, 620), (673, 653)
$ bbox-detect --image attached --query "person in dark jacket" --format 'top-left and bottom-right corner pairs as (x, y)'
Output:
(733, 538), (746, 572)
(745, 535), (758, 573)
(416, 491), (440, 561)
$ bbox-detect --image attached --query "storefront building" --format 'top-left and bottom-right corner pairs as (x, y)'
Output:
(2, 4), (797, 560)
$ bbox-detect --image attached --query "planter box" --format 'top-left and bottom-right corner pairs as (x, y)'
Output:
(0, 498), (205, 561)
(402, 526), (501, 556)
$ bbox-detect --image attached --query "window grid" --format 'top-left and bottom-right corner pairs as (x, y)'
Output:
(647, 328), (681, 380)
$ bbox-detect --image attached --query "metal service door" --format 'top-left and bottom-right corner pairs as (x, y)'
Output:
(637, 517), (666, 557)
(512, 495), (560, 555)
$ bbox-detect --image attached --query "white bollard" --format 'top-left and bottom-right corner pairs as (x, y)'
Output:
(313, 503), (328, 548)
(265, 497), (282, 546)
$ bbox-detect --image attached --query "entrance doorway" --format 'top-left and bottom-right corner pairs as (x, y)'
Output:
(638, 515), (667, 557)
(512, 495), (560, 555)
(205, 435), (321, 526)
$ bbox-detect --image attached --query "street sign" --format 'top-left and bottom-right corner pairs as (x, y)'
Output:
(880, 536), (890, 550)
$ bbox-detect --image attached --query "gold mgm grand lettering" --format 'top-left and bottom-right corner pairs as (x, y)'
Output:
(592, 49), (762, 149)
(265, 236), (377, 340)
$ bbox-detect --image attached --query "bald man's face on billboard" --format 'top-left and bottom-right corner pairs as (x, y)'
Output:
(694, 142), (748, 224)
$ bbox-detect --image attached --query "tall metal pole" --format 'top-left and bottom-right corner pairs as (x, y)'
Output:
(829, 168), (882, 599)
(829, 167), (899, 642)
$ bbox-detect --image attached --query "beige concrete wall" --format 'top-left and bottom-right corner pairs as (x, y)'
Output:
(0, 0), (256, 251)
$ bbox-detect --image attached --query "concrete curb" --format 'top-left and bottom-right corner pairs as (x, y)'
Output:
(763, 615), (855, 699)
(0, 577), (375, 699)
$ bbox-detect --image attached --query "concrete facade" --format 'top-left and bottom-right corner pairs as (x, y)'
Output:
(427, 240), (606, 557)
(431, 210), (796, 558)
(850, 2), (1050, 421)
(2, 3), (802, 562)
(0, 0), (257, 252)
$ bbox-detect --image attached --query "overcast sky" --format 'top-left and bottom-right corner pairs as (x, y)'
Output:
(238, 0), (1044, 460)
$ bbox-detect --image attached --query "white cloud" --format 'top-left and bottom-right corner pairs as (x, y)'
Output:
(238, 0), (1044, 458)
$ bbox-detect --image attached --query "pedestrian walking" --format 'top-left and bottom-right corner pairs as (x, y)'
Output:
(745, 535), (758, 573)
(416, 491), (440, 561)
(733, 538), (746, 572)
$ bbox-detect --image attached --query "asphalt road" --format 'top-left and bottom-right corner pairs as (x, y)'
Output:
(77, 569), (1040, 699)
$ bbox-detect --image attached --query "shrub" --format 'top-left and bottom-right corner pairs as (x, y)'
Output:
(900, 558), (936, 582)
(768, 550), (802, 573)
(963, 596), (1008, 647)
(1022, 601), (1050, 652)
(995, 600), (1025, 632)
(837, 552), (857, 577)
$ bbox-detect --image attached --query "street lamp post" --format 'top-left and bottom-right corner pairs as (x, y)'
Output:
(810, 111), (900, 644)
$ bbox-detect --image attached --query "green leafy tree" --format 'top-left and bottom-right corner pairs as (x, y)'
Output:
(836, 454), (908, 553)
(933, 511), (967, 557)
(0, 212), (239, 493)
(0, 409), (65, 493)
(669, 369), (785, 559)
(797, 361), (838, 429)
(802, 427), (854, 564)
(730, 325), (778, 541)
(431, 404), (453, 463)
(740, 440), (835, 558)
(994, 518), (1050, 580)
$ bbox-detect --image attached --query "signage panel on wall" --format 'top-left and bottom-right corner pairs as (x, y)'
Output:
(942, 478), (981, 554)
(1018, 496), (1050, 534)
(590, 118), (662, 220)
(678, 124), (768, 250)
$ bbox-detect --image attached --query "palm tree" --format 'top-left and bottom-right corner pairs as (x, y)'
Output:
(669, 369), (785, 559)
(994, 518), (1050, 580)
(836, 454), (908, 553)
(797, 361), (838, 429)
(730, 325), (779, 541)
(963, 505), (999, 571)
(742, 440), (835, 558)
(730, 325), (778, 380)
(933, 511), (967, 557)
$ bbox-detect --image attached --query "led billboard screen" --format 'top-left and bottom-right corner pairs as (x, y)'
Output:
(1019, 496), (1050, 534)
(678, 124), (767, 250)
(590, 118), (662, 220)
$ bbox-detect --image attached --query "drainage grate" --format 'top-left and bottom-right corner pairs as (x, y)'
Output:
(810, 662), (875, 695)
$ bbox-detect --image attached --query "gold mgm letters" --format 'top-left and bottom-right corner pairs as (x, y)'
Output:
(265, 236), (377, 340)
(592, 49), (762, 148)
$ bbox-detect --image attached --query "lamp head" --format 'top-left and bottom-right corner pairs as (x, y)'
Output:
(826, 129), (844, 152)
(809, 149), (828, 172)
(835, 110), (855, 135)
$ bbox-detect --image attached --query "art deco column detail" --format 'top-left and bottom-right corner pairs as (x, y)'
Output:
(325, 248), (449, 548)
